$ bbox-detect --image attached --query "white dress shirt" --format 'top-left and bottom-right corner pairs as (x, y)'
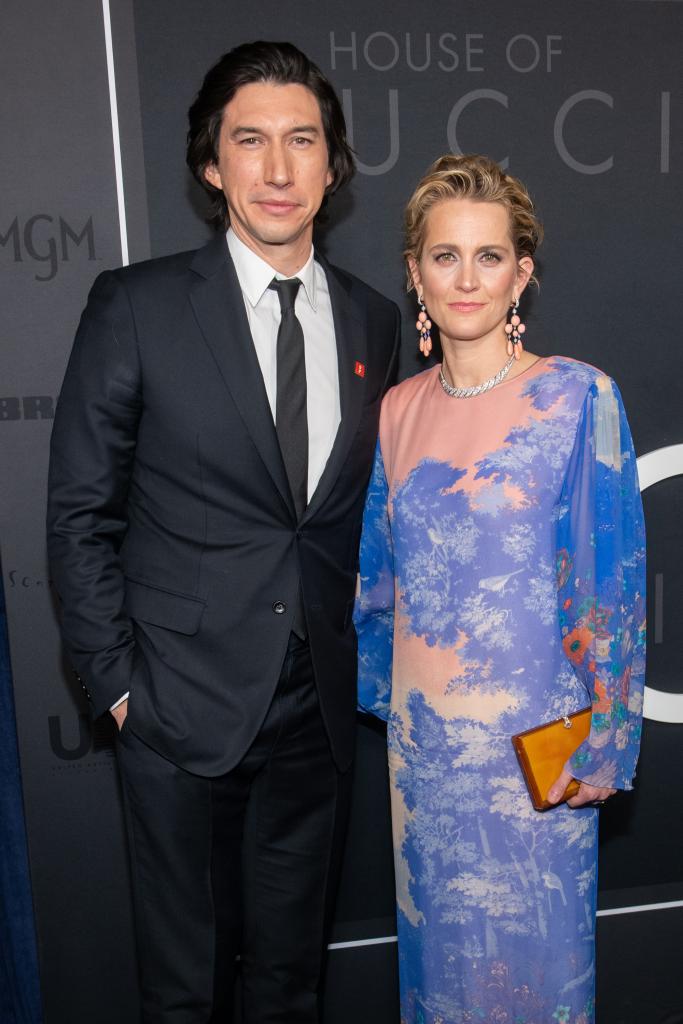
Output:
(110, 230), (341, 713)
(226, 228), (341, 500)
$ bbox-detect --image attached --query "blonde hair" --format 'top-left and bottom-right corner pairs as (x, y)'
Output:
(404, 153), (543, 290)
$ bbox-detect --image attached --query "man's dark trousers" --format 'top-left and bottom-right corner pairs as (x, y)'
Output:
(117, 634), (351, 1023)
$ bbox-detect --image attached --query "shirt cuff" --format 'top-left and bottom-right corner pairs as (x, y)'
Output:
(110, 692), (129, 711)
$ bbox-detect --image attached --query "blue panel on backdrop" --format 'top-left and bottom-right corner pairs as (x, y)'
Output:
(0, 571), (43, 1024)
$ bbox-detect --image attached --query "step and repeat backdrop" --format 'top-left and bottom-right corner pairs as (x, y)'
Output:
(2, 1), (682, 1021)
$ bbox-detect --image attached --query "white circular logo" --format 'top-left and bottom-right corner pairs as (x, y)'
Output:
(638, 445), (683, 723)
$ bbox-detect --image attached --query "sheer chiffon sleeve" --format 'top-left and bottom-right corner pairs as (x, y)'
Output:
(556, 376), (646, 790)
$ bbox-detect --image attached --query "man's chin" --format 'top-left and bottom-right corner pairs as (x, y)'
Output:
(250, 224), (308, 248)
(229, 210), (316, 255)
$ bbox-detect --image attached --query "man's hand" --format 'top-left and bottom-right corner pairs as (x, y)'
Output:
(111, 699), (129, 732)
(547, 767), (616, 808)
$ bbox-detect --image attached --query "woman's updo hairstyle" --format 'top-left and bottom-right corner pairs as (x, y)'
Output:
(404, 153), (543, 290)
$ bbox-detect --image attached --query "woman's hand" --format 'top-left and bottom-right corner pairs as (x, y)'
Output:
(547, 768), (616, 808)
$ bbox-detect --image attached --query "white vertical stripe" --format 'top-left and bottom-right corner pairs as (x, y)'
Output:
(101, 0), (129, 266)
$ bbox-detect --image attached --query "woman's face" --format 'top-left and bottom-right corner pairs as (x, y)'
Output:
(410, 198), (533, 350)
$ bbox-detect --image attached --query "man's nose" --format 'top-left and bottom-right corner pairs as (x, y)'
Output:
(264, 142), (293, 187)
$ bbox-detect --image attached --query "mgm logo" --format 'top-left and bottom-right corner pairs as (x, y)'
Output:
(1, 214), (96, 282)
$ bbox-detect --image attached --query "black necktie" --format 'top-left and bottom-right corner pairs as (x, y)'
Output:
(269, 278), (309, 521)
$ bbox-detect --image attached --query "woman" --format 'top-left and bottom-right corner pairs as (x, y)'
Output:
(354, 154), (646, 1024)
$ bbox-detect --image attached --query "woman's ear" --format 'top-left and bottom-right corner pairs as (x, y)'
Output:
(516, 255), (534, 296)
(407, 255), (422, 294)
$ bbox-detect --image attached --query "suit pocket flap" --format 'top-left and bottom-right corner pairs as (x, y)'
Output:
(125, 578), (205, 635)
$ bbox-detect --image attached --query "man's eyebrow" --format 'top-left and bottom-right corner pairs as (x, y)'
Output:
(230, 124), (321, 136)
(287, 125), (320, 134)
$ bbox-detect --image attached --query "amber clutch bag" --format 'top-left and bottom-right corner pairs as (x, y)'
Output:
(511, 708), (592, 811)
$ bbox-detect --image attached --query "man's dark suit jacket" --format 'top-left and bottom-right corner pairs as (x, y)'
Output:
(47, 233), (399, 776)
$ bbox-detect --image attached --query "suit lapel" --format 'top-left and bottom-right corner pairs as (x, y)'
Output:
(303, 256), (367, 522)
(188, 235), (294, 516)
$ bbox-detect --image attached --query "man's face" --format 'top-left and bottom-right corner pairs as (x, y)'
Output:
(204, 81), (334, 258)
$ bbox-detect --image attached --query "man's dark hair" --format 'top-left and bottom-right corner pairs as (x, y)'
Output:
(187, 40), (355, 229)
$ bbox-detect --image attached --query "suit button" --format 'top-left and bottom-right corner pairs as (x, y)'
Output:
(272, 601), (286, 615)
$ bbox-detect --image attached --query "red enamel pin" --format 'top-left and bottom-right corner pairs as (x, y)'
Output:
(354, 361), (366, 378)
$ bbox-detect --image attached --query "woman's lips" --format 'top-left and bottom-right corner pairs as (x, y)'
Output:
(448, 302), (485, 312)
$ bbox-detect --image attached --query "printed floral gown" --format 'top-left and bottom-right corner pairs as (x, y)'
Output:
(354, 357), (646, 1024)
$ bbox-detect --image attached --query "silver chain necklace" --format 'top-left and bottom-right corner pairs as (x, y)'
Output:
(438, 354), (516, 399)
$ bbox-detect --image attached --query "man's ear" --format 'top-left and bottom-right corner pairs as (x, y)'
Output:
(204, 164), (222, 190)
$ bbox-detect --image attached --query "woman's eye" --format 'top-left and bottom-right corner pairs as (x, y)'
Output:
(480, 251), (501, 263)
(435, 252), (456, 263)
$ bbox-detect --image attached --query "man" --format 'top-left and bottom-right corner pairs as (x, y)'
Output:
(47, 41), (399, 1023)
